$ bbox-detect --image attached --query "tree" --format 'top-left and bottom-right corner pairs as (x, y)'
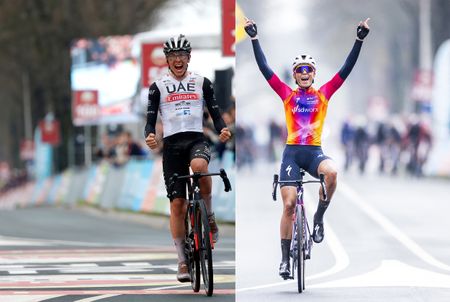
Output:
(0, 0), (167, 169)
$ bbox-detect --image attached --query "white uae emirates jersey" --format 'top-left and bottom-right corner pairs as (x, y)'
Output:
(154, 72), (205, 138)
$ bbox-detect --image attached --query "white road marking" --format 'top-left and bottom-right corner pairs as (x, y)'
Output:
(149, 283), (191, 291)
(69, 264), (99, 267)
(339, 181), (450, 272)
(0, 237), (49, 246)
(0, 274), (176, 283)
(74, 294), (119, 302)
(0, 235), (177, 248)
(121, 262), (152, 267)
(0, 295), (64, 302)
(0, 254), (177, 265)
(58, 267), (152, 274)
(311, 260), (450, 288)
(0, 265), (25, 270)
(8, 270), (37, 275)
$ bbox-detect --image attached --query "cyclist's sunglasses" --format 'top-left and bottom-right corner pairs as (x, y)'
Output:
(167, 51), (189, 59)
(294, 65), (314, 74)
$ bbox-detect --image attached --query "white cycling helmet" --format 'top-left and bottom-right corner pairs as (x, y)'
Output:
(292, 54), (316, 70)
(163, 34), (192, 55)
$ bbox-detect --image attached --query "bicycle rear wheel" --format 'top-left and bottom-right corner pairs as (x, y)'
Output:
(197, 199), (213, 296)
(296, 206), (305, 293)
(186, 209), (200, 292)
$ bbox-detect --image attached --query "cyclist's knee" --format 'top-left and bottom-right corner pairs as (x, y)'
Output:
(170, 199), (187, 217)
(283, 200), (296, 216)
(281, 194), (296, 215)
(190, 158), (208, 172)
(281, 187), (296, 212)
(326, 169), (337, 185)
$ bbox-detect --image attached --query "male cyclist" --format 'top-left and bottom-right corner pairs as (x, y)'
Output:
(245, 18), (370, 278)
(144, 34), (231, 282)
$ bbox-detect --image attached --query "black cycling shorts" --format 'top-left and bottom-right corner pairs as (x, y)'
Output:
(279, 145), (331, 186)
(163, 132), (211, 201)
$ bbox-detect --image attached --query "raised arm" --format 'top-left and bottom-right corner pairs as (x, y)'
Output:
(245, 18), (292, 100)
(320, 18), (370, 100)
(245, 19), (274, 80)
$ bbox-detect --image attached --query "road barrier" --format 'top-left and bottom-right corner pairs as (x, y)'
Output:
(0, 155), (236, 222)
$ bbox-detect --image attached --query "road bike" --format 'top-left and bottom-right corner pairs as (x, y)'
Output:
(168, 169), (232, 296)
(272, 169), (327, 293)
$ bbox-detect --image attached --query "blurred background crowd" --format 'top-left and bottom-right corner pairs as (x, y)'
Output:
(236, 113), (433, 178)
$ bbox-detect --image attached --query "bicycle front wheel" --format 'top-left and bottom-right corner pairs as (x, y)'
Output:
(296, 206), (305, 293)
(197, 199), (213, 296)
(186, 209), (200, 292)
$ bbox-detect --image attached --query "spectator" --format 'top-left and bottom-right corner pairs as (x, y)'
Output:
(340, 118), (355, 171)
(124, 131), (144, 157)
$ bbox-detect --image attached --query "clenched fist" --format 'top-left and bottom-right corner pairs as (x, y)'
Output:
(145, 133), (158, 149)
(219, 128), (232, 143)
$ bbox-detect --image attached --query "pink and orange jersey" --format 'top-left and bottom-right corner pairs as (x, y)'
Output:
(267, 73), (344, 146)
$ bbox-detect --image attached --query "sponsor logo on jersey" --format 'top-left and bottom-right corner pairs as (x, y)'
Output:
(165, 82), (196, 93)
(291, 105), (319, 114)
(167, 93), (200, 102)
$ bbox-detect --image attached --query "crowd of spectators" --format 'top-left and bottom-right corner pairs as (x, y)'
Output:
(340, 114), (433, 177)
(0, 162), (28, 194)
(94, 130), (146, 166)
(71, 36), (134, 67)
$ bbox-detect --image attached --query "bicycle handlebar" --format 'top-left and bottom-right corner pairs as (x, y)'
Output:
(220, 169), (232, 192)
(272, 173), (327, 201)
(167, 169), (232, 199)
(272, 174), (279, 201)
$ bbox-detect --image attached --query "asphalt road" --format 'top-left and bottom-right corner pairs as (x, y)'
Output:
(0, 207), (235, 302)
(236, 162), (450, 301)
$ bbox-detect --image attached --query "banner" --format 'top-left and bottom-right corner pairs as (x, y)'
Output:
(141, 43), (167, 88)
(222, 0), (235, 56)
(72, 90), (100, 126)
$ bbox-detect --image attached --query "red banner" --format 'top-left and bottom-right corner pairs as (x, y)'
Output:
(141, 43), (167, 88)
(39, 120), (61, 145)
(72, 90), (100, 126)
(222, 0), (235, 57)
